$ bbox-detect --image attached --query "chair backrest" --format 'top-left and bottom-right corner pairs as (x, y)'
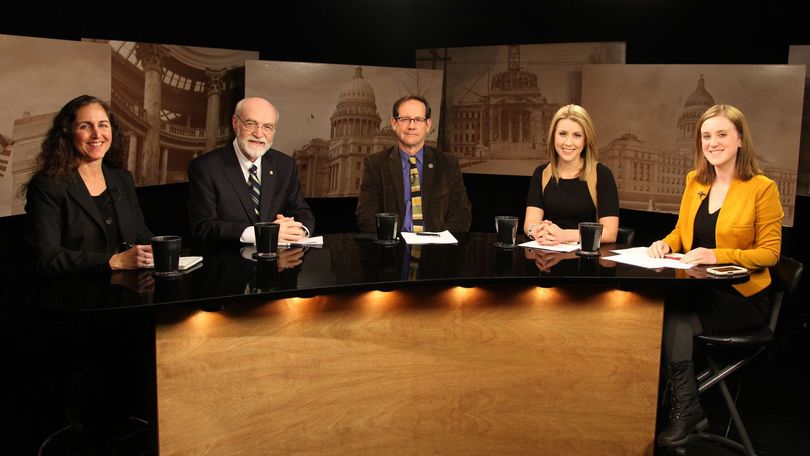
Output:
(767, 256), (803, 331)
(616, 226), (635, 246)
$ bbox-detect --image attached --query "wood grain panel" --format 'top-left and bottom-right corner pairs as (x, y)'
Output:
(156, 285), (662, 455)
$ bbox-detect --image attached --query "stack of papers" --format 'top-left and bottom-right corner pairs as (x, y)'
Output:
(518, 240), (580, 252)
(602, 247), (693, 269)
(401, 231), (458, 245)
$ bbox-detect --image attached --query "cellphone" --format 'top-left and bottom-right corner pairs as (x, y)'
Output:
(706, 265), (748, 276)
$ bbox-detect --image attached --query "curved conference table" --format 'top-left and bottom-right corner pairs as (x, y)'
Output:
(37, 233), (747, 456)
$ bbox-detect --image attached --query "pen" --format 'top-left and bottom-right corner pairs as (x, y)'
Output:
(416, 232), (440, 236)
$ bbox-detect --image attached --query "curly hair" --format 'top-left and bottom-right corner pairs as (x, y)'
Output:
(30, 95), (126, 181)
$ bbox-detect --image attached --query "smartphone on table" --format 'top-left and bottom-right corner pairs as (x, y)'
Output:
(706, 265), (748, 276)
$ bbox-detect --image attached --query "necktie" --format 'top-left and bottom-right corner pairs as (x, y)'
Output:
(248, 164), (260, 217)
(408, 156), (423, 233)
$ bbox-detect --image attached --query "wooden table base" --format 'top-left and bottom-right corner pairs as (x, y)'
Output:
(156, 285), (662, 455)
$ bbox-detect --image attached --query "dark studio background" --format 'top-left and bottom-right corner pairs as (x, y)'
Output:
(2, 1), (810, 453)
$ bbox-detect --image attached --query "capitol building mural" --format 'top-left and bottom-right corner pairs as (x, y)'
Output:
(245, 61), (444, 198)
(86, 40), (258, 188)
(1, 36), (257, 216)
(416, 42), (626, 176)
(1, 35), (110, 217)
(584, 65), (803, 226)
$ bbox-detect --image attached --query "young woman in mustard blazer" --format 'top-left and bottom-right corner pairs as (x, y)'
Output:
(648, 104), (783, 447)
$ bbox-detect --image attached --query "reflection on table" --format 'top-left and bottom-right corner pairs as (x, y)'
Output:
(35, 233), (747, 314)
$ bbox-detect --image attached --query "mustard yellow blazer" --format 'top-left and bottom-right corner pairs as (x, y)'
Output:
(663, 171), (783, 297)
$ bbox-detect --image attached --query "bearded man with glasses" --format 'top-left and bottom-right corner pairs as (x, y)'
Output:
(188, 97), (314, 245)
(355, 95), (471, 233)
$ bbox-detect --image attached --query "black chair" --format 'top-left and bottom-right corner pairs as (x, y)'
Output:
(616, 226), (635, 246)
(692, 256), (803, 455)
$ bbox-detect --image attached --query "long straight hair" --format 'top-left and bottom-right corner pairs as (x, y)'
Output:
(694, 104), (762, 184)
(545, 104), (599, 181)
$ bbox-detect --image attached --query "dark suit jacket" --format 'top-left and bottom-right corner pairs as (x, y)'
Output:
(25, 166), (153, 276)
(355, 145), (471, 233)
(188, 144), (314, 244)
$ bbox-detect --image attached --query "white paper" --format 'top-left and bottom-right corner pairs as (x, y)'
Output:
(518, 240), (580, 252)
(401, 231), (459, 245)
(609, 246), (649, 255)
(179, 256), (203, 270)
(602, 254), (693, 270)
(279, 235), (324, 248)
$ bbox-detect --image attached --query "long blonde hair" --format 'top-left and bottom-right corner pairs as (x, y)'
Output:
(545, 104), (599, 181)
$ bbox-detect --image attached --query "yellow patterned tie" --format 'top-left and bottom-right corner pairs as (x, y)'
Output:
(408, 156), (423, 233)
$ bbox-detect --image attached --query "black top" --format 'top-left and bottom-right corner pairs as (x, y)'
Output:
(526, 162), (620, 229)
(93, 189), (122, 252)
(693, 193), (719, 249)
(24, 166), (154, 275)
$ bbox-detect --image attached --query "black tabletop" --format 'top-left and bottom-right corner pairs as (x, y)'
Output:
(32, 233), (747, 313)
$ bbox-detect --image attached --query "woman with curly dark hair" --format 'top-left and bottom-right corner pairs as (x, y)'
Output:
(24, 94), (153, 275)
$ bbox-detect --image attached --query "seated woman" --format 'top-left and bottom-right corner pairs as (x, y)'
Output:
(24, 95), (154, 275)
(647, 104), (782, 447)
(524, 104), (619, 245)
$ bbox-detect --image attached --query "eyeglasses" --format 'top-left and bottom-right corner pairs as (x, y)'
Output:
(235, 115), (277, 134)
(395, 116), (428, 126)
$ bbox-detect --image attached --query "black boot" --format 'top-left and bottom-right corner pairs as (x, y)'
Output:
(657, 361), (708, 447)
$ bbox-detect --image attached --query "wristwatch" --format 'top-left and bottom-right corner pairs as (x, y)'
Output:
(526, 224), (539, 239)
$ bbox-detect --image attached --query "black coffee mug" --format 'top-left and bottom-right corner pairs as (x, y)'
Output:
(254, 222), (280, 259)
(151, 235), (181, 277)
(494, 216), (518, 248)
(577, 222), (603, 256)
(374, 213), (399, 245)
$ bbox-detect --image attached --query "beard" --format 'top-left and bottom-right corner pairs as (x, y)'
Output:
(237, 136), (272, 161)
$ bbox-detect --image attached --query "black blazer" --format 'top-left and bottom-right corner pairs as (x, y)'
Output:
(25, 166), (153, 275)
(188, 144), (315, 244)
(355, 145), (472, 233)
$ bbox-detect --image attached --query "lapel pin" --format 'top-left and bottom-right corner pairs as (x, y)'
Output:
(428, 163), (434, 169)
(268, 170), (274, 175)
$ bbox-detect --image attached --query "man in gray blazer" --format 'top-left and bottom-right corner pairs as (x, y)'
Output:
(355, 95), (471, 233)
(188, 97), (314, 244)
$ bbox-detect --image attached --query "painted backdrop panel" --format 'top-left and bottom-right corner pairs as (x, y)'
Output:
(583, 64), (804, 226)
(246, 61), (443, 198)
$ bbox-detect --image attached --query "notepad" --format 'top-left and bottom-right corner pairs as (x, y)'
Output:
(179, 256), (203, 270)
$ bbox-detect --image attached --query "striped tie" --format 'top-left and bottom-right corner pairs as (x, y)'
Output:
(408, 156), (423, 233)
(248, 164), (260, 217)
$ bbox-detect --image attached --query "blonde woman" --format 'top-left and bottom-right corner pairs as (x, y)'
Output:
(524, 104), (619, 245)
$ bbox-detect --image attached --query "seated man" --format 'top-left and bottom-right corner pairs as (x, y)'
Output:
(188, 97), (314, 245)
(355, 95), (471, 233)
